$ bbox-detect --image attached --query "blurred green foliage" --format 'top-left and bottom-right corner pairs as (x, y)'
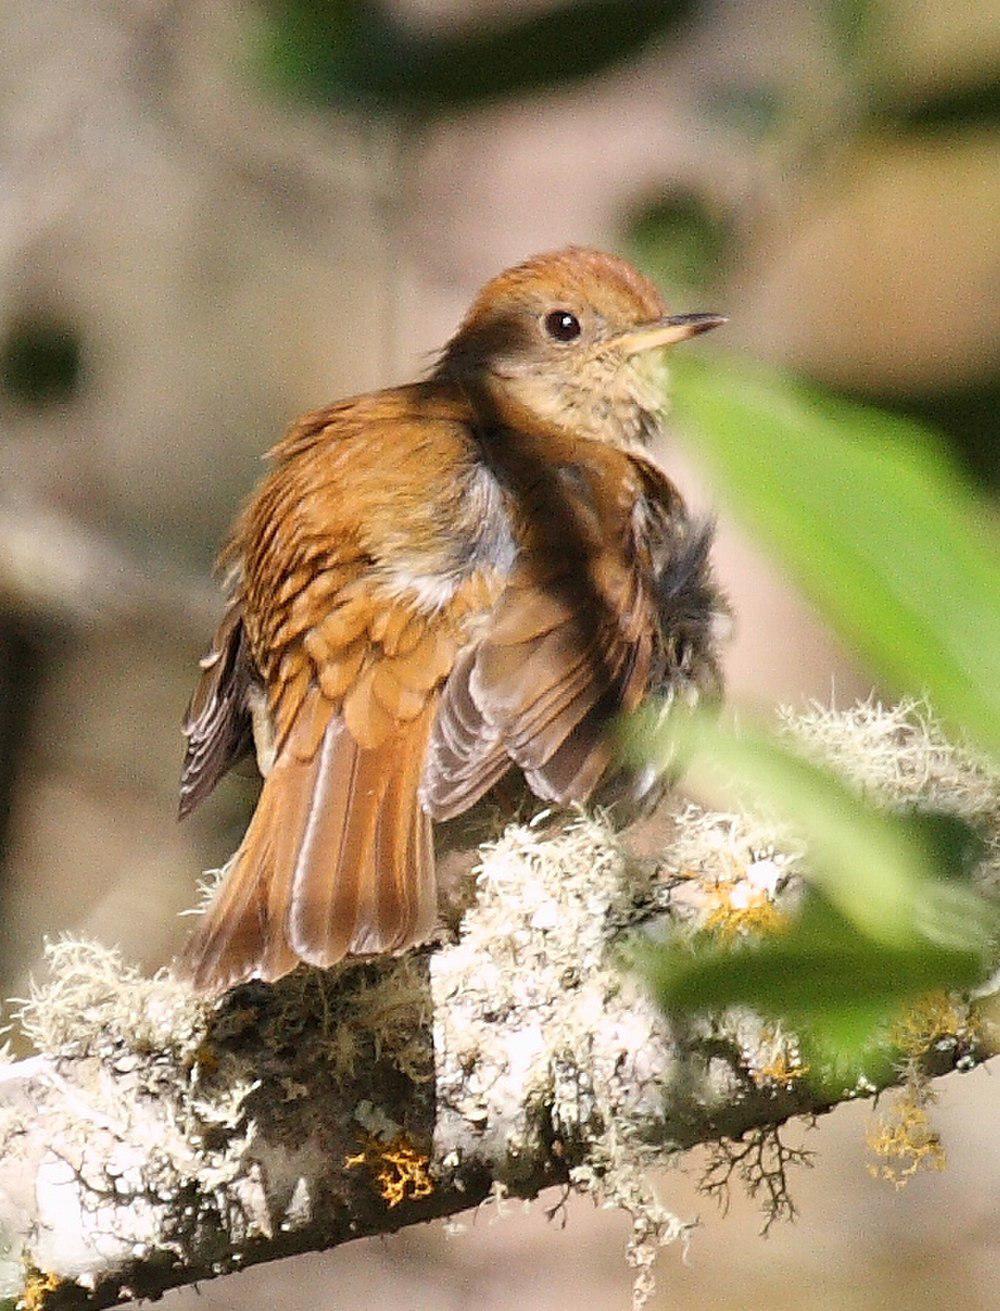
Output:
(861, 381), (1000, 491)
(257, 3), (1000, 490)
(632, 709), (996, 1066)
(0, 319), (82, 408)
(632, 360), (999, 1070)
(625, 191), (733, 300)
(827, 0), (1000, 133)
(255, 0), (694, 116)
(646, 714), (992, 946)
(673, 357), (1000, 755)
(703, 84), (789, 141)
(827, 0), (880, 66)
(640, 890), (986, 1075)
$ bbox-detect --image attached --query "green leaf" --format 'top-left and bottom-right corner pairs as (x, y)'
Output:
(632, 709), (995, 948)
(255, 0), (695, 116)
(628, 709), (996, 1066)
(670, 357), (1000, 755)
(638, 889), (985, 1066)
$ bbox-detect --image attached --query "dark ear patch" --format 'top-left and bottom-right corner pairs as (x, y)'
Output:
(438, 310), (540, 377)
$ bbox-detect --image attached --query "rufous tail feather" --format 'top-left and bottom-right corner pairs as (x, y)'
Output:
(179, 700), (438, 994)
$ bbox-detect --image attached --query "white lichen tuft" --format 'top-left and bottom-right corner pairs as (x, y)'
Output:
(433, 812), (691, 1308)
(783, 697), (999, 879)
(11, 939), (206, 1059)
(0, 942), (435, 1299)
(659, 802), (801, 933)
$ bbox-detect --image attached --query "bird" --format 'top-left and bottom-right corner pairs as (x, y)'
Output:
(178, 246), (728, 994)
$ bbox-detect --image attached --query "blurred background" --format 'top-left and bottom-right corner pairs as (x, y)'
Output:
(0, 0), (996, 1307)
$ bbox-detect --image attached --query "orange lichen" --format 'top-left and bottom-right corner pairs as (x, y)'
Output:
(18, 1269), (63, 1311)
(345, 1133), (434, 1208)
(703, 884), (787, 942)
(866, 1086), (946, 1188)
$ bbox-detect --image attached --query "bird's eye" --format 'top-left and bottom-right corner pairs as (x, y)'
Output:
(543, 310), (581, 342)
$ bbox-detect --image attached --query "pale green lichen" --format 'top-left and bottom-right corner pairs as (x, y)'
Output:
(11, 939), (206, 1060)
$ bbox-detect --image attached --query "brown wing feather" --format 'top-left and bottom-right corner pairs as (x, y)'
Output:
(180, 676), (440, 991)
(179, 603), (255, 819)
(475, 561), (651, 805)
(420, 646), (511, 821)
(424, 443), (697, 817)
(285, 720), (433, 964)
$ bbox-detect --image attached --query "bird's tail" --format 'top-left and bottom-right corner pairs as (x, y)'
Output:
(178, 697), (438, 994)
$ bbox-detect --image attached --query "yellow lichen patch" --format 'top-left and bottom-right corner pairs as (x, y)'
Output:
(751, 1036), (810, 1089)
(866, 1086), (946, 1188)
(18, 1268), (63, 1311)
(889, 990), (969, 1058)
(345, 1133), (434, 1208)
(703, 883), (787, 942)
(970, 992), (1000, 1057)
(868, 991), (978, 1191)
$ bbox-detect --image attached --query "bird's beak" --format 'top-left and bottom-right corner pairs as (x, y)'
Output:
(615, 312), (727, 355)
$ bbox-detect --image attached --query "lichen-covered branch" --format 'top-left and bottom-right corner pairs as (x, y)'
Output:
(0, 704), (996, 1311)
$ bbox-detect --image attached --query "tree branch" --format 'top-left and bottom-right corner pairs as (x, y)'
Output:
(0, 705), (996, 1311)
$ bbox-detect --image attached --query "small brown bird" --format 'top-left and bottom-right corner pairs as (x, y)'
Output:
(179, 247), (727, 993)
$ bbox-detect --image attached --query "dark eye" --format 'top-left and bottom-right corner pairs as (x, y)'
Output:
(544, 309), (581, 342)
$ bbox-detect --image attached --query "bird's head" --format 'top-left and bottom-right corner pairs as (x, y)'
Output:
(437, 246), (725, 447)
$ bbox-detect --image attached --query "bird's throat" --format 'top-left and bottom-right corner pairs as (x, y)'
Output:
(466, 358), (667, 452)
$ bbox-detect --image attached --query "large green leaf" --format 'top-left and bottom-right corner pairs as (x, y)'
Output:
(670, 357), (1000, 754)
(637, 889), (986, 1067)
(632, 708), (995, 947)
(630, 710), (996, 1065)
(256, 0), (695, 115)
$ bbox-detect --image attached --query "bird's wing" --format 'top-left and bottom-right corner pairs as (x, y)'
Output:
(422, 440), (673, 820)
(179, 601), (255, 818)
(183, 560), (498, 990)
(180, 391), (501, 989)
